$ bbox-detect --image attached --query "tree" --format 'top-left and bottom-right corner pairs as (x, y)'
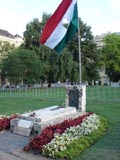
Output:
(22, 14), (60, 83)
(38, 45), (59, 83)
(23, 14), (99, 83)
(0, 41), (15, 85)
(2, 48), (44, 84)
(23, 13), (51, 51)
(23, 18), (41, 50)
(67, 18), (99, 82)
(0, 41), (15, 62)
(102, 33), (120, 81)
(58, 48), (79, 82)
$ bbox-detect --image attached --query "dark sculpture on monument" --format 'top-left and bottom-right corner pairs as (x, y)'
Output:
(66, 85), (86, 112)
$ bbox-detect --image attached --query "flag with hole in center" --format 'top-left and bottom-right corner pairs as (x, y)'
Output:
(40, 0), (78, 54)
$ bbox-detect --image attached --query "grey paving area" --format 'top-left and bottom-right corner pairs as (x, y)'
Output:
(0, 130), (29, 153)
(0, 130), (53, 160)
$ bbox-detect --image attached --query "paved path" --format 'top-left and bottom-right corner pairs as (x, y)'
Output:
(0, 131), (29, 154)
(0, 151), (22, 160)
(0, 131), (53, 160)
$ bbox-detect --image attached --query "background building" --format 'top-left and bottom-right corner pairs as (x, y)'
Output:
(94, 32), (120, 48)
(0, 29), (23, 47)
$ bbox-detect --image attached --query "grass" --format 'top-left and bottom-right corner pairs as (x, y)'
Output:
(0, 97), (64, 115)
(74, 102), (120, 160)
(0, 86), (120, 159)
(0, 87), (65, 115)
(0, 86), (120, 115)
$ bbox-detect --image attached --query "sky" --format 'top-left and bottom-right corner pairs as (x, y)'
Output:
(0, 0), (120, 37)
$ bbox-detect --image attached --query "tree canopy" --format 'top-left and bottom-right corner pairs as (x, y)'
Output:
(0, 41), (15, 63)
(2, 48), (44, 84)
(67, 18), (99, 82)
(102, 33), (120, 81)
(22, 14), (99, 83)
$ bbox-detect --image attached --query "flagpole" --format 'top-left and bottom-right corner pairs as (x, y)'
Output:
(78, 18), (82, 85)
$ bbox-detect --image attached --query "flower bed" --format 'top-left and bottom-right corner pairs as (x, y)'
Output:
(24, 112), (108, 159)
(24, 112), (93, 152)
(0, 114), (18, 131)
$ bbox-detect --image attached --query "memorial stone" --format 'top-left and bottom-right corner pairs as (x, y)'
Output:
(10, 85), (86, 136)
(10, 106), (82, 136)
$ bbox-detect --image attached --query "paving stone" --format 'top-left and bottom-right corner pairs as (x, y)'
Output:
(0, 151), (23, 160)
(0, 130), (54, 160)
(0, 130), (29, 153)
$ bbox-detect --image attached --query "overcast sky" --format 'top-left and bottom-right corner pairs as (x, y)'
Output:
(0, 0), (120, 37)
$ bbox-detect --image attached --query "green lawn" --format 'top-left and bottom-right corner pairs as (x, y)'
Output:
(0, 87), (65, 115)
(0, 97), (63, 115)
(0, 86), (120, 160)
(0, 86), (120, 115)
(75, 102), (120, 160)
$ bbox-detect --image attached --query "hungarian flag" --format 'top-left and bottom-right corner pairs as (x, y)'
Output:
(40, 0), (78, 54)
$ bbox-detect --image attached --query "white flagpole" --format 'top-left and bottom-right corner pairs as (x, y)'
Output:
(78, 18), (82, 84)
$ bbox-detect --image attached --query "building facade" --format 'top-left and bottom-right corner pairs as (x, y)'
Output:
(0, 29), (23, 47)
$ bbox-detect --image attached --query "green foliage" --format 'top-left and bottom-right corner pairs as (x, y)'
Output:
(67, 18), (99, 82)
(23, 18), (41, 50)
(0, 13), (100, 85)
(102, 33), (120, 81)
(0, 41), (16, 84)
(2, 48), (44, 84)
(58, 48), (79, 82)
(0, 40), (15, 65)
(22, 14), (99, 83)
(23, 13), (50, 51)
(55, 116), (108, 160)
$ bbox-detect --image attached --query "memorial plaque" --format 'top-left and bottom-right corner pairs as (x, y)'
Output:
(69, 86), (82, 109)
(13, 126), (32, 136)
(12, 120), (33, 136)
(65, 85), (85, 111)
(69, 88), (79, 108)
(18, 119), (33, 129)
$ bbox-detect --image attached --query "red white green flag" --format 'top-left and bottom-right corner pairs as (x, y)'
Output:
(40, 0), (78, 54)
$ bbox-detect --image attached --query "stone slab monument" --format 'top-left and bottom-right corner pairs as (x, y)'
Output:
(10, 106), (81, 136)
(10, 85), (86, 137)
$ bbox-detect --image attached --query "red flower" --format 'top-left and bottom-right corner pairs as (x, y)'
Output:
(0, 114), (19, 131)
